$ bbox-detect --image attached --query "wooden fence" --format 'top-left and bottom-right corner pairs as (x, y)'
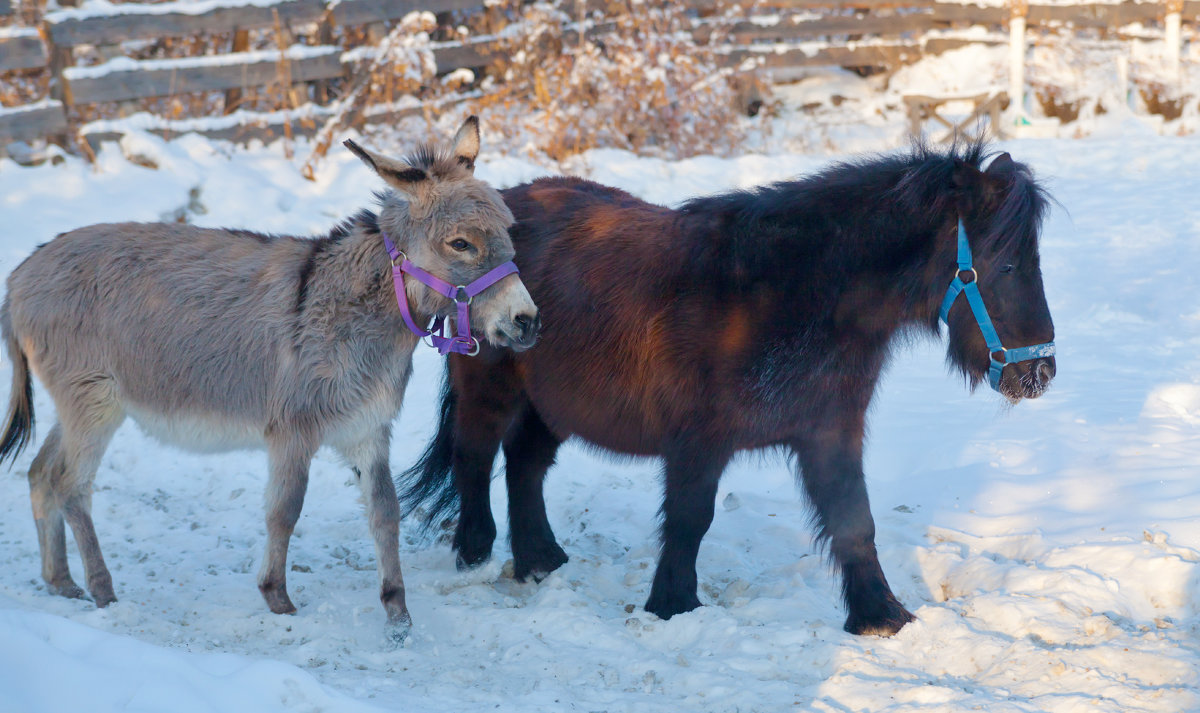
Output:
(0, 0), (1197, 153)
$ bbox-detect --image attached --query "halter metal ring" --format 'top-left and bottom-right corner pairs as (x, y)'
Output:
(957, 267), (978, 284)
(990, 347), (1008, 363)
(391, 250), (408, 268)
(453, 286), (473, 304)
(465, 336), (481, 357)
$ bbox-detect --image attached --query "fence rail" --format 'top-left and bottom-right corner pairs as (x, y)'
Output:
(0, 0), (1196, 153)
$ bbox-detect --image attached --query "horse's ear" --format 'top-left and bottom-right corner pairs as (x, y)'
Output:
(343, 139), (432, 202)
(951, 159), (984, 192)
(986, 152), (1014, 175)
(451, 115), (480, 172)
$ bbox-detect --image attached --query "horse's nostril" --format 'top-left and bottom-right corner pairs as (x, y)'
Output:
(513, 313), (537, 339)
(1037, 360), (1055, 383)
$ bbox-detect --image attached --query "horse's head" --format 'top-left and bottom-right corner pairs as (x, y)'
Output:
(943, 151), (1055, 403)
(345, 117), (539, 351)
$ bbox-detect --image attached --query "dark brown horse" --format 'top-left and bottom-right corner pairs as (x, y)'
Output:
(398, 143), (1056, 636)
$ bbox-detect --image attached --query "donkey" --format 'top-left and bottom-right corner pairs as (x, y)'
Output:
(398, 142), (1056, 636)
(0, 117), (538, 639)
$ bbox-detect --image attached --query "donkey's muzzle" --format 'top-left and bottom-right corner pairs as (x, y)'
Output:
(510, 312), (541, 350)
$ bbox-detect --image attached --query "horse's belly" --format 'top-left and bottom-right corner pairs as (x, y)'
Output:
(126, 407), (265, 453)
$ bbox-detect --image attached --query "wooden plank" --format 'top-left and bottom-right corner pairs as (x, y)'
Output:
(0, 32), (48, 72)
(330, 0), (482, 27)
(1027, 2), (1161, 28)
(0, 0), (12, 17)
(720, 41), (923, 69)
(725, 13), (935, 42)
(0, 101), (68, 143)
(46, 0), (325, 47)
(929, 3), (1006, 24)
(431, 42), (489, 71)
(64, 49), (344, 105)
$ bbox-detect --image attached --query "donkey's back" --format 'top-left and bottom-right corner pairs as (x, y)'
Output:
(7, 222), (312, 441)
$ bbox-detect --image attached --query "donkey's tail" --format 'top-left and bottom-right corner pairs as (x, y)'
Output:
(0, 301), (34, 467)
(395, 365), (460, 537)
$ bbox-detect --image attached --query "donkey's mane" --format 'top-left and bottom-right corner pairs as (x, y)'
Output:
(403, 141), (472, 180)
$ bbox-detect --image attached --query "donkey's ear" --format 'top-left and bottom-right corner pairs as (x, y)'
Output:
(343, 139), (431, 201)
(451, 115), (480, 172)
(985, 152), (1014, 175)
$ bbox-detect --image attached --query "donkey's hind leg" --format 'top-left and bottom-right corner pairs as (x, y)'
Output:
(28, 424), (83, 599)
(52, 386), (124, 607)
(337, 426), (410, 636)
(258, 432), (316, 615)
(503, 403), (567, 582)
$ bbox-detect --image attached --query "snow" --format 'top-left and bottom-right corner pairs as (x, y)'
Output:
(1, 124), (1199, 713)
(45, 0), (299, 23)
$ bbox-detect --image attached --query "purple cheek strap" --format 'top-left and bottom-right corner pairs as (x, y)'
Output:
(383, 232), (519, 356)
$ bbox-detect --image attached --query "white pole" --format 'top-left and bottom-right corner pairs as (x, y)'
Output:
(1165, 8), (1182, 85)
(1008, 4), (1028, 122)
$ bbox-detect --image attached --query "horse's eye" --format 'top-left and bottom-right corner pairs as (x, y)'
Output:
(999, 264), (1015, 274)
(449, 238), (471, 252)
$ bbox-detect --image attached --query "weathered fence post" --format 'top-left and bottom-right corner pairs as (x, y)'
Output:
(1164, 0), (1183, 85)
(1007, 0), (1028, 121)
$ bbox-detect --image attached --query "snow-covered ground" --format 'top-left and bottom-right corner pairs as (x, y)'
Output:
(1, 123), (1198, 713)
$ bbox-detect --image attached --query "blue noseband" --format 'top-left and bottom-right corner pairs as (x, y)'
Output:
(938, 219), (1056, 392)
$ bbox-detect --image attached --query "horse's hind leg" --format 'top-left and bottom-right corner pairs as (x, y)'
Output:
(28, 424), (83, 599)
(503, 403), (567, 582)
(793, 426), (914, 636)
(258, 432), (316, 615)
(450, 355), (523, 570)
(337, 426), (410, 637)
(644, 439), (733, 620)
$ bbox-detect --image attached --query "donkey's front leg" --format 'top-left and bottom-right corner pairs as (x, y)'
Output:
(258, 433), (316, 615)
(644, 440), (733, 620)
(793, 424), (914, 636)
(338, 427), (410, 637)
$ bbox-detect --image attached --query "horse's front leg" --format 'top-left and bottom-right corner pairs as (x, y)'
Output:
(792, 424), (914, 636)
(258, 432), (317, 615)
(503, 403), (567, 581)
(644, 439), (733, 620)
(338, 426), (410, 639)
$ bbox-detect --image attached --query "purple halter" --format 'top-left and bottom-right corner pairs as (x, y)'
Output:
(383, 233), (519, 356)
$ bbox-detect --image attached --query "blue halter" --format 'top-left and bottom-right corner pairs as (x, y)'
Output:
(938, 219), (1056, 391)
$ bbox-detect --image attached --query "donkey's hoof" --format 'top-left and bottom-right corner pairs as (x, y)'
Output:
(385, 611), (413, 648)
(843, 601), (915, 637)
(259, 583), (297, 614)
(91, 590), (118, 608)
(47, 580), (86, 600)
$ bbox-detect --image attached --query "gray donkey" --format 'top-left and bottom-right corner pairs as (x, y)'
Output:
(0, 116), (538, 640)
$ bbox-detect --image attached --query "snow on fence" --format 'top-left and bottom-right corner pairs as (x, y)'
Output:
(0, 0), (1196, 154)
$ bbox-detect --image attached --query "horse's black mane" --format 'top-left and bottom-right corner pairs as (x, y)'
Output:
(679, 140), (1048, 261)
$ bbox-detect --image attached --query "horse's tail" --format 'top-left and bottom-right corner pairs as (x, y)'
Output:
(0, 300), (34, 467)
(396, 365), (460, 537)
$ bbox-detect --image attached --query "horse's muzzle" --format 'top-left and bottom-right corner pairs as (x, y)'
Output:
(1009, 356), (1055, 401)
(503, 312), (541, 351)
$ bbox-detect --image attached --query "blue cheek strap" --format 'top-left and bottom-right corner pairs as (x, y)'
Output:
(938, 219), (1056, 391)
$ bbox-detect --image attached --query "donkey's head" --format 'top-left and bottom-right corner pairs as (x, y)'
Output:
(942, 152), (1055, 403)
(345, 117), (539, 351)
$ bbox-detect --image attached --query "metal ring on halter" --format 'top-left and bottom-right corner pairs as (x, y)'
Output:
(453, 285), (473, 304)
(990, 347), (1008, 364)
(464, 336), (481, 357)
(957, 267), (978, 284)
(391, 250), (408, 268)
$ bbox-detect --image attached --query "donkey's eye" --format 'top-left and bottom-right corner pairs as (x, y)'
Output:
(449, 238), (472, 252)
(999, 264), (1015, 274)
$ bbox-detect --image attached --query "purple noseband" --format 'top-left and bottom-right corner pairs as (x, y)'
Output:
(383, 233), (519, 356)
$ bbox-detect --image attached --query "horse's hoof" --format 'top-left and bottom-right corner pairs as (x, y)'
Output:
(455, 550), (491, 571)
(259, 582), (298, 614)
(644, 592), (702, 620)
(92, 590), (118, 608)
(843, 602), (915, 637)
(513, 543), (568, 583)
